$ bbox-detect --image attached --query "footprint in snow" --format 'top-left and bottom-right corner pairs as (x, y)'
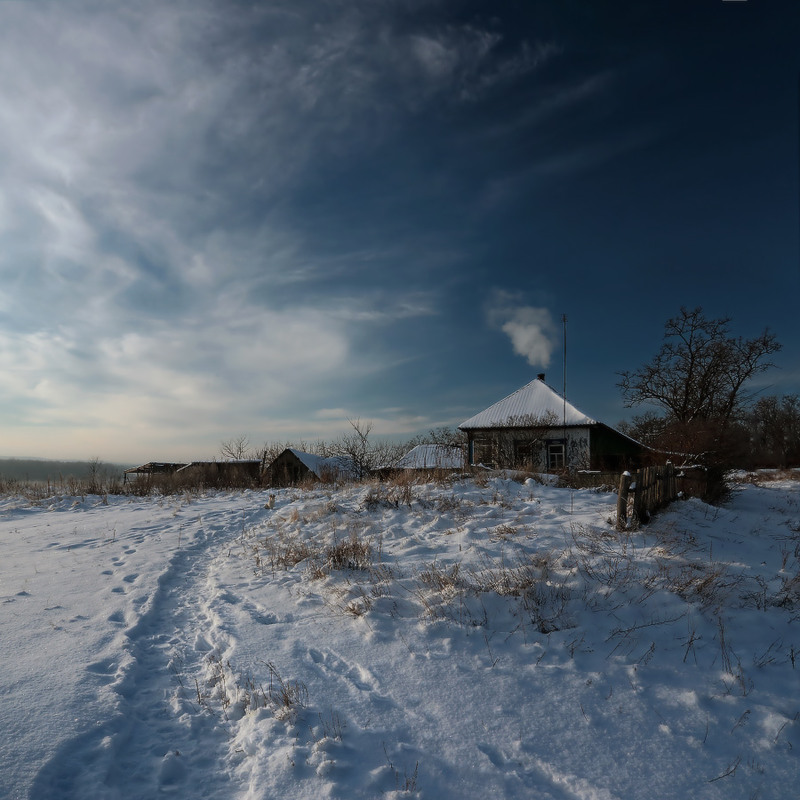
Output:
(86, 658), (118, 682)
(478, 742), (506, 768)
(307, 648), (381, 694)
(158, 751), (186, 787)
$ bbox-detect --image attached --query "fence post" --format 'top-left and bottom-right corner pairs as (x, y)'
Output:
(616, 471), (632, 530)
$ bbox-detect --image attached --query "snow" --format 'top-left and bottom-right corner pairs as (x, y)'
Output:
(1, 474), (798, 799)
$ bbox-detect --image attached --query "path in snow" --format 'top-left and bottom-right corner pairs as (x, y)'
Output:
(0, 493), (266, 800)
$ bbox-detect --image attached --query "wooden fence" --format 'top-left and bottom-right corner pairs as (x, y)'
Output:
(616, 463), (708, 529)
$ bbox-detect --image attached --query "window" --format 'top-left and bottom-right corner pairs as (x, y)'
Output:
(547, 441), (565, 470)
(514, 440), (538, 468)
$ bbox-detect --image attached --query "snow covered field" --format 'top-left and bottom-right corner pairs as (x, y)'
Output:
(1, 473), (798, 799)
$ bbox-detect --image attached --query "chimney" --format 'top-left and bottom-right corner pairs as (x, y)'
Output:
(537, 373), (545, 382)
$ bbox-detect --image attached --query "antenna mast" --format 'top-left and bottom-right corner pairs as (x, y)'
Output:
(561, 313), (567, 427)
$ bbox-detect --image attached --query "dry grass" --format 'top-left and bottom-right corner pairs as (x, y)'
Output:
(325, 533), (373, 571)
(731, 469), (800, 486)
(414, 551), (572, 633)
(196, 653), (309, 723)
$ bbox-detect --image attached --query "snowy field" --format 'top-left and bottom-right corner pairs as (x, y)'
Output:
(1, 472), (798, 799)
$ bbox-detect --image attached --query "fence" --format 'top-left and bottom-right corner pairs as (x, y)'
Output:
(616, 463), (708, 528)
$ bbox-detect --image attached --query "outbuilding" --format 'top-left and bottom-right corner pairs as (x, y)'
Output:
(393, 444), (465, 471)
(265, 448), (357, 486)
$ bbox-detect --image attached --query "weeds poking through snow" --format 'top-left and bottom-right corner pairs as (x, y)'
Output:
(325, 533), (372, 571)
(383, 743), (420, 794)
(264, 660), (309, 722)
(708, 755), (741, 783)
(313, 710), (346, 742)
(413, 551), (573, 633)
(194, 652), (308, 724)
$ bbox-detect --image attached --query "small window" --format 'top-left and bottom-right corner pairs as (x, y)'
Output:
(547, 441), (565, 470)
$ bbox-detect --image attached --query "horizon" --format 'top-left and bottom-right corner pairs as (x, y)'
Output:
(2, 1), (798, 464)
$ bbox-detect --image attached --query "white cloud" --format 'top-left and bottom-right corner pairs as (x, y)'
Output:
(487, 291), (557, 368)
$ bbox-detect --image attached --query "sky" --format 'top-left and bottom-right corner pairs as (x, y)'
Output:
(1, 0), (798, 465)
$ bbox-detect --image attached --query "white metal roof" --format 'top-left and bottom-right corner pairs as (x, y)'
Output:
(288, 449), (356, 479)
(394, 444), (465, 469)
(458, 377), (596, 430)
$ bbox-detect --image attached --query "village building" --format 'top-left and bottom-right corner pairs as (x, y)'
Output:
(392, 444), (465, 471)
(123, 462), (188, 483)
(175, 460), (262, 482)
(458, 374), (644, 472)
(265, 448), (357, 486)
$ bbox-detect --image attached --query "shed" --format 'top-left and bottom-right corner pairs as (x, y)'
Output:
(175, 460), (262, 483)
(393, 444), (465, 471)
(123, 462), (188, 483)
(459, 374), (644, 472)
(266, 449), (357, 486)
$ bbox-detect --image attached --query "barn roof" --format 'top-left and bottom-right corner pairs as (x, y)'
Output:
(458, 376), (596, 430)
(286, 449), (357, 480)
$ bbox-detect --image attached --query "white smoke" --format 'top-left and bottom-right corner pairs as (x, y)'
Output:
(487, 291), (556, 368)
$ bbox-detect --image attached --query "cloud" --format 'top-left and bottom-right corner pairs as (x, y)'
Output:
(487, 291), (557, 368)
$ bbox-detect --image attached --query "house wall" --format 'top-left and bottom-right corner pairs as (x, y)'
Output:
(267, 452), (311, 486)
(588, 426), (644, 471)
(467, 426), (591, 471)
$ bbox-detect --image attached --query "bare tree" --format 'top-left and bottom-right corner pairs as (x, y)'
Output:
(220, 434), (251, 461)
(406, 426), (467, 449)
(618, 307), (781, 465)
(618, 307), (781, 426)
(324, 419), (408, 479)
(326, 419), (374, 480)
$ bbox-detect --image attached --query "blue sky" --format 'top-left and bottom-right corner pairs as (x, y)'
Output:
(1, 0), (798, 464)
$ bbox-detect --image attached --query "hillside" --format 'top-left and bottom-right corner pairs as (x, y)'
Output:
(1, 472), (798, 799)
(0, 458), (131, 482)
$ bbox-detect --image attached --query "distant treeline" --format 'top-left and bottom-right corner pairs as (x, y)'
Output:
(0, 459), (131, 482)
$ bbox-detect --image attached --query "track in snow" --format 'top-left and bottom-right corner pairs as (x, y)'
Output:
(28, 500), (261, 800)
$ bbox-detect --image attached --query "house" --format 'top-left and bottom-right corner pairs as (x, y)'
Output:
(393, 444), (465, 471)
(265, 448), (357, 486)
(458, 374), (644, 472)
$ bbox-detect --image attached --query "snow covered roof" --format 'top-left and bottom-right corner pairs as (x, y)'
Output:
(459, 377), (597, 430)
(394, 445), (465, 470)
(287, 449), (357, 480)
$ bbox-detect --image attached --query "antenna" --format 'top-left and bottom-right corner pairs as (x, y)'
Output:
(562, 312), (573, 512)
(561, 313), (567, 428)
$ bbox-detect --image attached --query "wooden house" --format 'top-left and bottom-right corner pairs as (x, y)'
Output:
(458, 374), (644, 472)
(265, 449), (357, 486)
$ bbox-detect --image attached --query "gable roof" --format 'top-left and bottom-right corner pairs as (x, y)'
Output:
(458, 377), (596, 430)
(394, 444), (465, 470)
(285, 449), (357, 480)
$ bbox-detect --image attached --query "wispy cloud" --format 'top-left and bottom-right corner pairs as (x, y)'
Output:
(0, 1), (584, 459)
